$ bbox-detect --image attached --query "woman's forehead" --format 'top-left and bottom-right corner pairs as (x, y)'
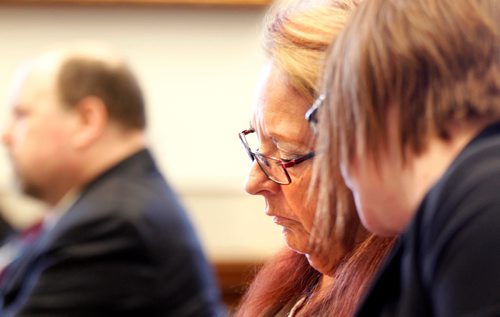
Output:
(251, 63), (313, 144)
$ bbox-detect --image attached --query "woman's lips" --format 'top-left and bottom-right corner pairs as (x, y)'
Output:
(271, 215), (296, 226)
(266, 208), (296, 226)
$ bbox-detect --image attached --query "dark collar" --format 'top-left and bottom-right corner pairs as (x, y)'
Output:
(81, 148), (156, 194)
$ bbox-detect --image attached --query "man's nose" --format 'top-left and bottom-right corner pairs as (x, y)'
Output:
(2, 122), (13, 147)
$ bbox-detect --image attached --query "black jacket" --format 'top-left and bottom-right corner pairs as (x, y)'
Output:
(356, 123), (500, 317)
(0, 149), (224, 317)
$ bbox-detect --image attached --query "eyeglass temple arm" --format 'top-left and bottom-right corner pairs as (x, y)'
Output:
(281, 152), (315, 168)
(305, 94), (325, 123)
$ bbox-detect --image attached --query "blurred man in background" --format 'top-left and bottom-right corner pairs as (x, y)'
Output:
(1, 43), (224, 316)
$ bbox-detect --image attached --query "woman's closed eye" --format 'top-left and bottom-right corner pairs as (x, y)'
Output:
(278, 150), (305, 162)
(276, 141), (311, 161)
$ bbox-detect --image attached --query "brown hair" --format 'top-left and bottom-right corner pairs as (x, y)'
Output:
(236, 0), (395, 315)
(318, 0), (500, 169)
(57, 56), (146, 130)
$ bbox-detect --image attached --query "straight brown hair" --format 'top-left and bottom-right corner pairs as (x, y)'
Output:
(58, 56), (146, 130)
(318, 0), (500, 169)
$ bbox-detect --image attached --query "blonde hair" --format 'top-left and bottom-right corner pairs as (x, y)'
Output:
(263, 0), (366, 259)
(263, 0), (360, 100)
(237, 1), (395, 316)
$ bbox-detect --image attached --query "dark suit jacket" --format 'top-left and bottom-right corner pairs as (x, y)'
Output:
(0, 214), (14, 245)
(355, 123), (500, 317)
(0, 149), (224, 317)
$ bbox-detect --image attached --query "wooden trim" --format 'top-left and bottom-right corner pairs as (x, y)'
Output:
(0, 0), (270, 6)
(213, 260), (264, 311)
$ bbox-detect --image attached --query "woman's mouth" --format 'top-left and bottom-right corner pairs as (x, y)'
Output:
(271, 215), (295, 226)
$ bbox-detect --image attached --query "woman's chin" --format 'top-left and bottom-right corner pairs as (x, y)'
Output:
(282, 228), (311, 255)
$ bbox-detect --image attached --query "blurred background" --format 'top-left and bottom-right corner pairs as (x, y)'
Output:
(0, 0), (284, 309)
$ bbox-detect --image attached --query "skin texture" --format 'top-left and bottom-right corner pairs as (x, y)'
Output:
(1, 48), (223, 316)
(339, 112), (411, 236)
(2, 49), (146, 208)
(245, 63), (317, 258)
(342, 153), (409, 236)
(3, 58), (81, 206)
(342, 113), (489, 236)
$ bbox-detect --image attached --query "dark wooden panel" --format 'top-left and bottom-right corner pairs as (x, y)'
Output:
(214, 260), (264, 312)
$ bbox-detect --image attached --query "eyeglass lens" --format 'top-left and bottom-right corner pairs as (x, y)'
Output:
(242, 131), (290, 184)
(253, 152), (290, 184)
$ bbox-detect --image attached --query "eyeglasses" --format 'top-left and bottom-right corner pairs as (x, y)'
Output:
(238, 129), (315, 185)
(305, 94), (325, 134)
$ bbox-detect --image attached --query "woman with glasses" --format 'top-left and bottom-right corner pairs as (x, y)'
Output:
(235, 1), (394, 316)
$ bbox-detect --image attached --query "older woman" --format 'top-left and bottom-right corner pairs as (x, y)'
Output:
(236, 1), (394, 316)
(315, 0), (500, 315)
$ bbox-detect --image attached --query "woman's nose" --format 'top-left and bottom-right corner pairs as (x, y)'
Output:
(244, 161), (279, 195)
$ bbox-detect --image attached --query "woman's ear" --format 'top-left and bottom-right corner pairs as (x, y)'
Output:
(71, 96), (108, 149)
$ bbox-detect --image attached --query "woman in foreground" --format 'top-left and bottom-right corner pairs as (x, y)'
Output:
(314, 0), (500, 315)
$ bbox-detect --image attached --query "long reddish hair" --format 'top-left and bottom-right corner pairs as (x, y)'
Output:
(236, 236), (394, 316)
(236, 0), (395, 315)
(236, 249), (317, 316)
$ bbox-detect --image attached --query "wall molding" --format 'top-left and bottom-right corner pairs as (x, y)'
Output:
(0, 0), (270, 6)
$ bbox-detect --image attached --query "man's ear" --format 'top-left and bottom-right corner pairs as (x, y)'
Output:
(71, 96), (108, 149)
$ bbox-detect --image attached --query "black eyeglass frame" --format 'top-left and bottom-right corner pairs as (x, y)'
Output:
(238, 129), (315, 185)
(305, 94), (325, 134)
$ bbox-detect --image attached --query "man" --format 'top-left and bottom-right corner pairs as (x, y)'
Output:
(314, 0), (500, 316)
(1, 45), (224, 316)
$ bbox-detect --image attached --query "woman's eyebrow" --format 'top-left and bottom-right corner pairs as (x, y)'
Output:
(271, 133), (311, 153)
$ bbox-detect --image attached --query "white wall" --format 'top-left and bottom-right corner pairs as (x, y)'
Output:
(0, 4), (284, 261)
